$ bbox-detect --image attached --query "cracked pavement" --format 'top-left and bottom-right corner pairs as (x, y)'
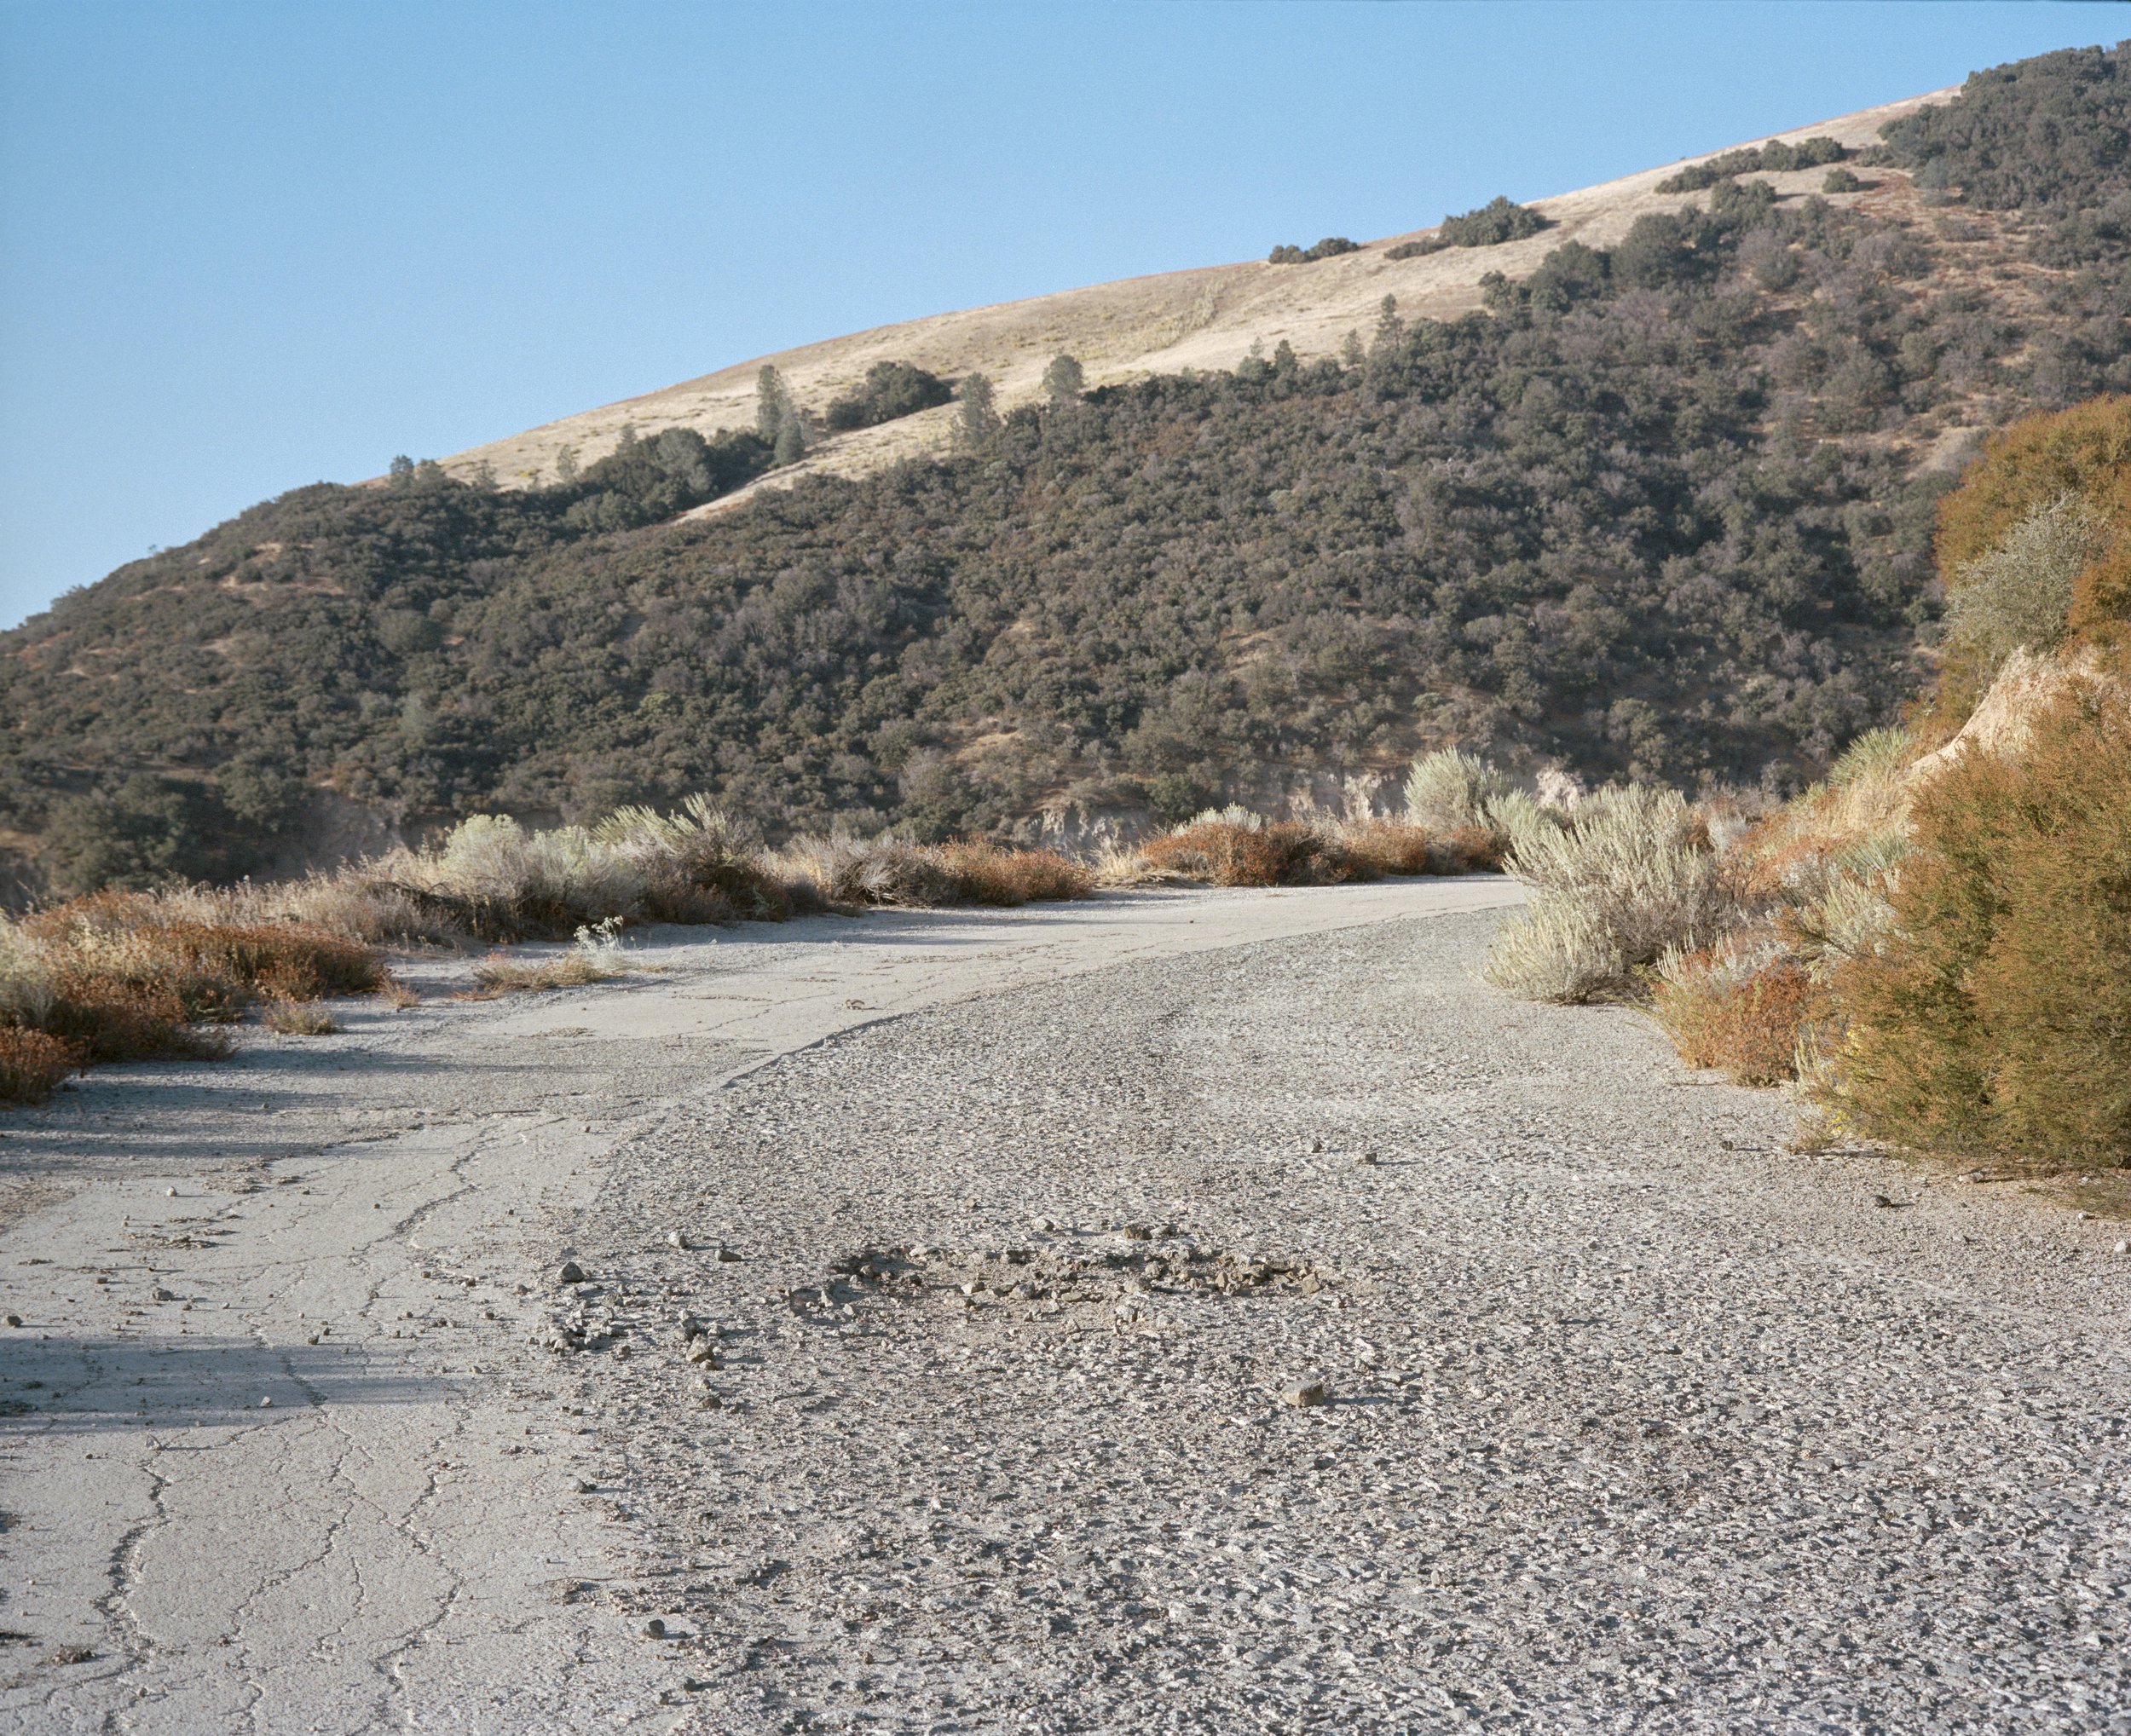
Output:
(0, 880), (1529, 1731)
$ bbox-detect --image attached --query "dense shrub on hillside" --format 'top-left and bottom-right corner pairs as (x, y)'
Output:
(1655, 136), (1848, 195)
(1268, 237), (1360, 264)
(822, 361), (956, 431)
(1876, 39), (2128, 262)
(1928, 394), (2131, 718)
(5, 43), (2131, 891)
(1388, 196), (1551, 258)
(1827, 693), (2131, 1167)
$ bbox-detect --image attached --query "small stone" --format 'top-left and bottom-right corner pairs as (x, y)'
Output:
(644, 1618), (667, 1639)
(687, 1343), (720, 1368)
(165, 1187), (176, 1197)
(716, 1248), (742, 1263)
(151, 1287), (176, 1302)
(1123, 1225), (1152, 1242)
(3, 1313), (20, 1329)
(558, 1261), (586, 1284)
(575, 1478), (596, 1494)
(1032, 1216), (1058, 1233)
(1309, 1138), (1325, 1153)
(1281, 1381), (1330, 1409)
(667, 1231), (690, 1250)
(1354, 1151), (1379, 1167)
(259, 1396), (273, 1408)
(45, 1645), (95, 1666)
(2116, 1240), (2129, 1255)
(1872, 1193), (1895, 1208)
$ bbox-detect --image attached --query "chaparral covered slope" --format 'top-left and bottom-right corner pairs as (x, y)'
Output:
(3, 43), (2128, 897)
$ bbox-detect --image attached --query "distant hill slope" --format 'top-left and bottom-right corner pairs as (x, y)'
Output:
(440, 92), (1946, 505)
(3, 41), (2127, 897)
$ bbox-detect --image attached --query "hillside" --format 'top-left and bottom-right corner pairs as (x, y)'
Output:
(3, 40), (2128, 895)
(438, 93), (1944, 505)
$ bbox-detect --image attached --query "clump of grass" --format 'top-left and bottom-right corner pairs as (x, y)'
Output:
(0, 1029), (78, 1105)
(2, 897), (378, 1070)
(592, 796), (797, 923)
(263, 1001), (341, 1036)
(1485, 786), (1738, 1003)
(376, 976), (420, 1010)
(931, 842), (1093, 905)
(466, 918), (633, 998)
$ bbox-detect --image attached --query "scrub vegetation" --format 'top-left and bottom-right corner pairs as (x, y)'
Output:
(5, 43), (2128, 901)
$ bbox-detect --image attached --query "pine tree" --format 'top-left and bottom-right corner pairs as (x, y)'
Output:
(956, 372), (1001, 447)
(1372, 294), (1403, 355)
(1042, 353), (1085, 405)
(773, 408), (806, 466)
(756, 366), (791, 442)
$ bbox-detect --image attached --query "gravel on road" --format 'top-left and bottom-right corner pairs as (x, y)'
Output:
(574, 914), (2131, 1733)
(2, 885), (2125, 1733)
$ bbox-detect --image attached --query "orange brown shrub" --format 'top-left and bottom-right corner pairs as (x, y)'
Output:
(1826, 692), (2131, 1167)
(1653, 948), (1817, 1087)
(932, 843), (1093, 906)
(1140, 821), (1366, 888)
(0, 1029), (79, 1104)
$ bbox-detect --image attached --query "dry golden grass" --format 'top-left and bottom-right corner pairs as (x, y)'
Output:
(263, 1001), (342, 1036)
(3, 893), (382, 1071)
(0, 1028), (78, 1105)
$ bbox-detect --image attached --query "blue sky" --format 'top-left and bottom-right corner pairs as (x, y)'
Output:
(0, 1), (2116, 628)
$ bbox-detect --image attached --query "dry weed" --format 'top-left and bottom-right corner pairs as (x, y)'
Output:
(1486, 786), (1738, 1003)
(465, 919), (633, 998)
(1652, 937), (1818, 1086)
(0, 1029), (78, 1105)
(1141, 819), (1365, 888)
(263, 1001), (342, 1036)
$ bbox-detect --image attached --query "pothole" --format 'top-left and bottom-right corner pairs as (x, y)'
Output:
(783, 1242), (1340, 1326)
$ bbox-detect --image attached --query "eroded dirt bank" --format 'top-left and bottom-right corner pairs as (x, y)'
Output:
(2, 880), (2126, 1733)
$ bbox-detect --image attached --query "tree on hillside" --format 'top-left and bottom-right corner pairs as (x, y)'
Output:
(1042, 354), (1085, 406)
(756, 366), (793, 442)
(773, 408), (808, 466)
(956, 372), (1002, 447)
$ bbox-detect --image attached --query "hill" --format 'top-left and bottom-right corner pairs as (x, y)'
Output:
(3, 40), (2127, 895)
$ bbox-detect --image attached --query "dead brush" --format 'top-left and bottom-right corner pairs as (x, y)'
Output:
(1334, 818), (1506, 876)
(771, 834), (1089, 908)
(465, 918), (633, 998)
(263, 1001), (342, 1037)
(1140, 818), (1366, 888)
(1652, 936), (1819, 1086)
(0, 1029), (79, 1105)
(930, 842), (1093, 905)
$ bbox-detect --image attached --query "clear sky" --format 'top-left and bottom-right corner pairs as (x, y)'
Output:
(0, 1), (2117, 628)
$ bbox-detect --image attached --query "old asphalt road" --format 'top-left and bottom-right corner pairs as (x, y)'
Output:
(2, 879), (2125, 1732)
